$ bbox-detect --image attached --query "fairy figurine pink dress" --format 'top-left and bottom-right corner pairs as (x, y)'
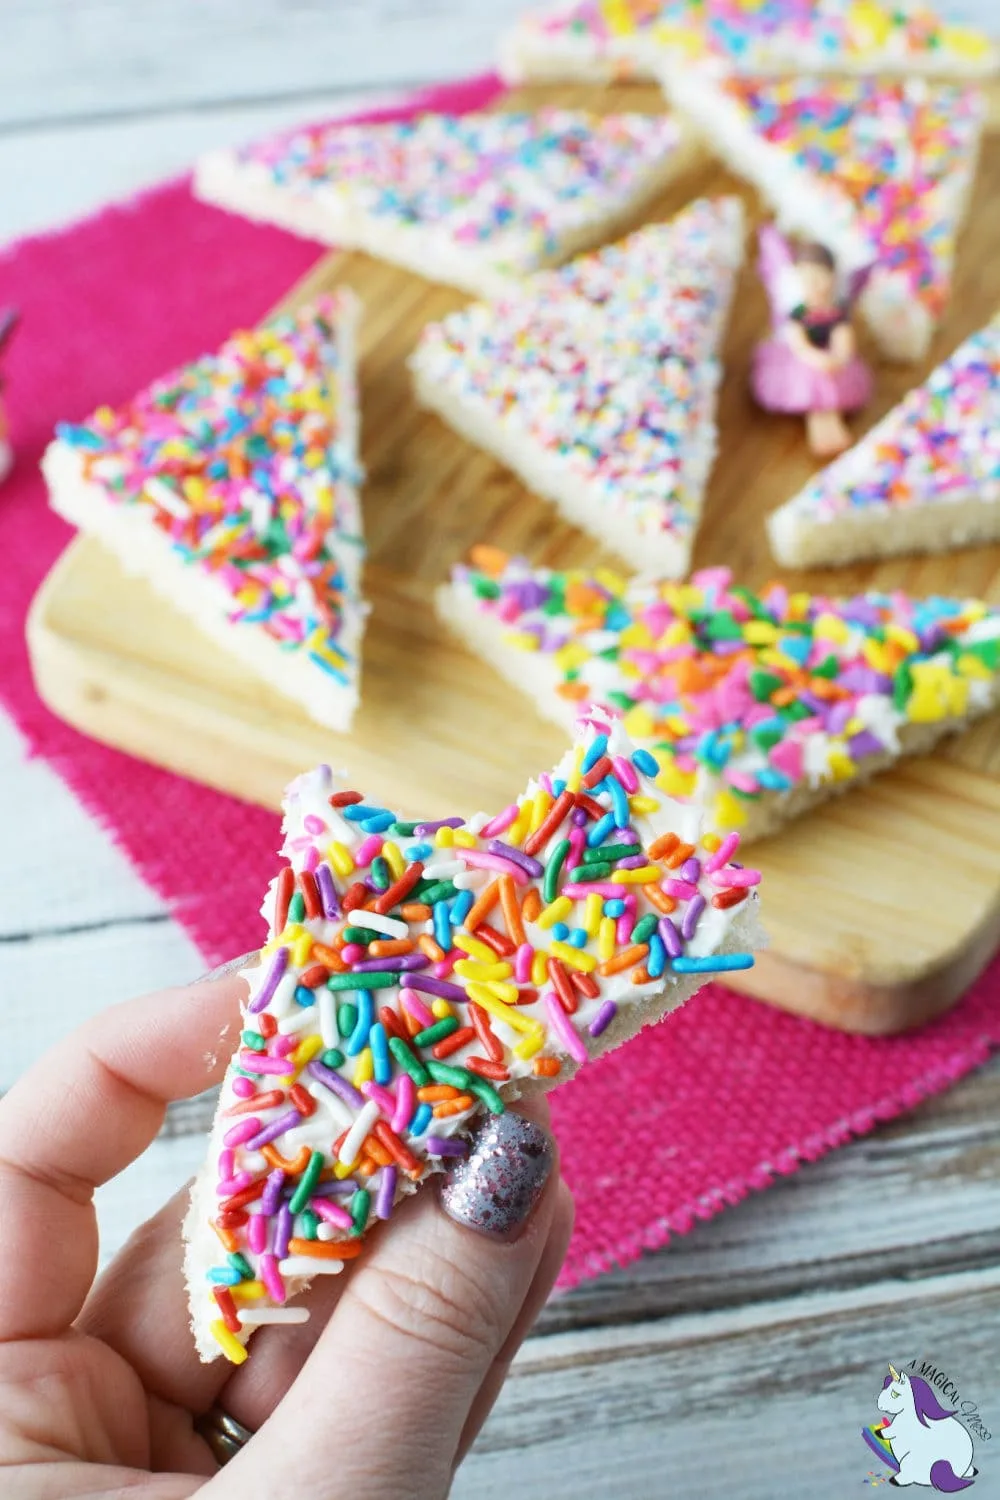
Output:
(751, 227), (873, 458)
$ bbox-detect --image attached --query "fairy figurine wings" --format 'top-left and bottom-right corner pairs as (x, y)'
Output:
(752, 226), (873, 458)
(758, 225), (874, 327)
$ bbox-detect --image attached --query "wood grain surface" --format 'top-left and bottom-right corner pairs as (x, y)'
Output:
(28, 82), (1000, 1033)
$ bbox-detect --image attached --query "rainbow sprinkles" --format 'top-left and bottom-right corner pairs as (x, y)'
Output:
(43, 295), (366, 732)
(184, 716), (763, 1362)
(440, 554), (1000, 843)
(195, 109), (689, 298)
(660, 73), (984, 362)
(411, 197), (744, 577)
(769, 312), (1000, 568)
(500, 0), (999, 83)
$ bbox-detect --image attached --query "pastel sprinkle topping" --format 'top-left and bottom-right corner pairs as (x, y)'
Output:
(530, 195), (745, 360)
(217, 109), (684, 276)
(52, 294), (365, 706)
(448, 552), (1000, 834)
(510, 0), (996, 75)
(777, 312), (1000, 524)
(187, 716), (760, 1361)
(712, 76), (983, 314)
(412, 198), (743, 552)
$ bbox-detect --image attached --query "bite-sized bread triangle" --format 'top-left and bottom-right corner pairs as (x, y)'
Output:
(500, 0), (998, 84)
(412, 197), (744, 578)
(769, 312), (1000, 568)
(185, 714), (763, 1362)
(43, 295), (367, 732)
(196, 108), (690, 297)
(661, 72), (984, 363)
(440, 551), (1000, 843)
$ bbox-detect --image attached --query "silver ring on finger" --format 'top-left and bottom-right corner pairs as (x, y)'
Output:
(195, 1405), (254, 1467)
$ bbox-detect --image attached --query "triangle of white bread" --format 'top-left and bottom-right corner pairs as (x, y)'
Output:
(769, 312), (1000, 568)
(411, 197), (745, 578)
(42, 295), (366, 733)
(500, 0), (999, 83)
(184, 714), (764, 1362)
(438, 553), (1000, 844)
(194, 108), (691, 298)
(660, 72), (984, 363)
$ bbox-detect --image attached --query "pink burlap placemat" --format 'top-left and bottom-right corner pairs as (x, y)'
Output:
(2, 72), (999, 1285)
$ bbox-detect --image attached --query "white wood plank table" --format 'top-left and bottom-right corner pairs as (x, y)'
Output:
(1, 6), (998, 1495)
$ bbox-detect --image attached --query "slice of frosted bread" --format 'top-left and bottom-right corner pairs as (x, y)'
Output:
(411, 197), (744, 578)
(42, 295), (367, 733)
(439, 549), (1000, 843)
(769, 313), (1000, 569)
(196, 108), (690, 298)
(500, 0), (999, 84)
(661, 71), (984, 363)
(184, 714), (763, 1362)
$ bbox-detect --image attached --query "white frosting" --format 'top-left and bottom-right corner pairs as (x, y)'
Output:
(185, 716), (762, 1361)
(42, 298), (367, 733)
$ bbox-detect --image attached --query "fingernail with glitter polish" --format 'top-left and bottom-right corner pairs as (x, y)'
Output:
(440, 1113), (553, 1241)
(193, 952), (260, 984)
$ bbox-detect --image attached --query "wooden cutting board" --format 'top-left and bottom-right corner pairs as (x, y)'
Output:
(26, 82), (1000, 1035)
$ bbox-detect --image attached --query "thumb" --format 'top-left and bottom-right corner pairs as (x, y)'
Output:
(213, 1098), (565, 1500)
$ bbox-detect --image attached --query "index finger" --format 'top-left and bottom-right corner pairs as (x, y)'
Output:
(0, 971), (246, 1342)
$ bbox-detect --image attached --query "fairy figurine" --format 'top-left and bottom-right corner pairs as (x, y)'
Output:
(0, 308), (18, 485)
(752, 226), (873, 458)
